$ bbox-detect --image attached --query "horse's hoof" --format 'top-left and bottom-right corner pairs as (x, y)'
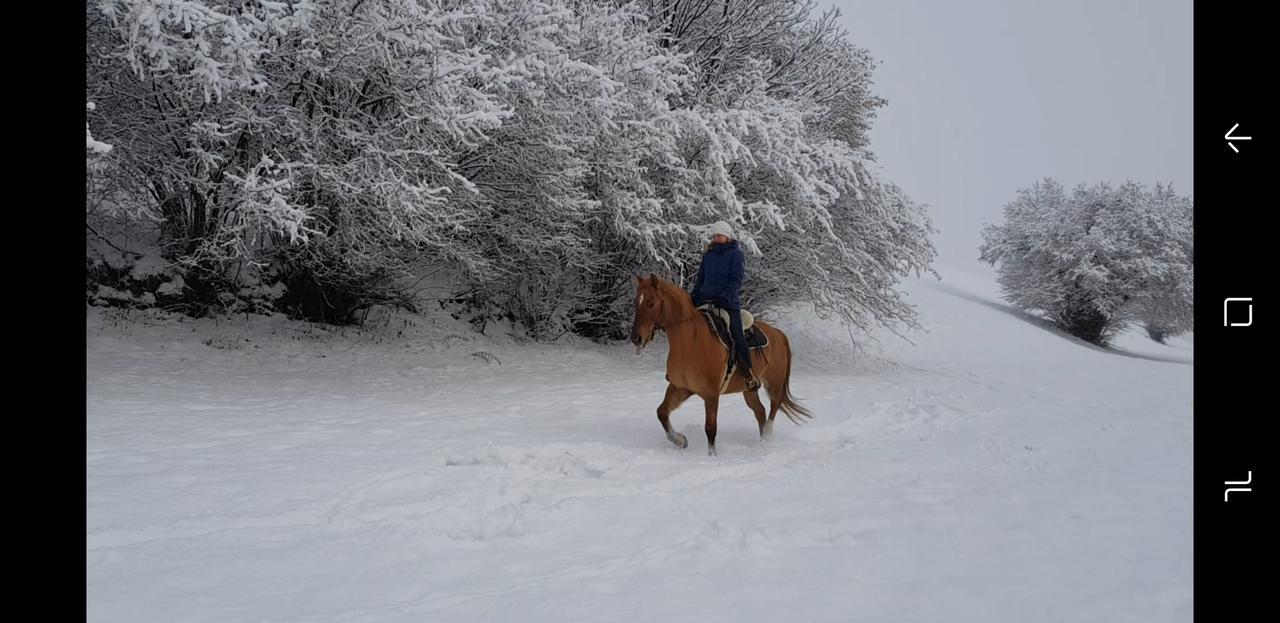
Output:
(707, 446), (717, 456)
(671, 432), (688, 449)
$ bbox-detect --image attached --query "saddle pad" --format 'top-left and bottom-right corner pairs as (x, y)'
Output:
(696, 303), (754, 331)
(699, 306), (769, 351)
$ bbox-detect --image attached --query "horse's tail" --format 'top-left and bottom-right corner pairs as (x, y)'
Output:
(773, 328), (814, 425)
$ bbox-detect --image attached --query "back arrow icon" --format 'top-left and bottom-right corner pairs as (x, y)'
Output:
(1226, 123), (1252, 153)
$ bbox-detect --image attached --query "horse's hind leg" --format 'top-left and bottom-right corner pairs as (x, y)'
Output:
(657, 383), (691, 449)
(764, 338), (783, 427)
(743, 390), (770, 440)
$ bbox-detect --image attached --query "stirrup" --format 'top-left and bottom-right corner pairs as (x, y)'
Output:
(743, 370), (761, 391)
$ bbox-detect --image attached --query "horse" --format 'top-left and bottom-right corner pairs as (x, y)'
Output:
(629, 274), (813, 455)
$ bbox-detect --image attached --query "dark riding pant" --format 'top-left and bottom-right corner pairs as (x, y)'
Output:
(727, 308), (752, 375)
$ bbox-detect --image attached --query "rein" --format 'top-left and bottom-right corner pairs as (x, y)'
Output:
(652, 291), (700, 332)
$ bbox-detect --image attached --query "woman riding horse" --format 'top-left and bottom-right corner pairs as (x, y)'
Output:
(691, 221), (760, 391)
(630, 273), (813, 455)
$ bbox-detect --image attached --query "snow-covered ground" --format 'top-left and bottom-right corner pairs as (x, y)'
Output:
(87, 265), (1192, 622)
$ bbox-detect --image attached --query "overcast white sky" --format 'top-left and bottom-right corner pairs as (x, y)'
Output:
(831, 0), (1193, 269)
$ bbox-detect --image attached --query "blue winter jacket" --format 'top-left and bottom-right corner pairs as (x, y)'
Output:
(692, 240), (745, 310)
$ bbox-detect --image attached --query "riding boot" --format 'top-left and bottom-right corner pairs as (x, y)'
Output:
(739, 358), (760, 391)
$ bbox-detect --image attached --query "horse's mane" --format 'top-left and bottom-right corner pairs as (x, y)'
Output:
(650, 275), (681, 296)
(645, 275), (695, 322)
(650, 276), (687, 303)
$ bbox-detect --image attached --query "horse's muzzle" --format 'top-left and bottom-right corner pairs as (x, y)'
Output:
(631, 329), (652, 354)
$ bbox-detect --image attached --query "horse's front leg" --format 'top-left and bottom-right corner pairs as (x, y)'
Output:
(657, 383), (691, 449)
(703, 393), (720, 456)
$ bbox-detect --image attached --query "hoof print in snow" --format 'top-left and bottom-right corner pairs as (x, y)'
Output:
(471, 351), (501, 365)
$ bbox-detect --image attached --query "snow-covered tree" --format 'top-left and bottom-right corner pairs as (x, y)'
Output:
(536, 0), (935, 338)
(979, 179), (1193, 346)
(86, 0), (936, 335)
(1126, 184), (1193, 342)
(86, 102), (113, 155)
(89, 0), (523, 319)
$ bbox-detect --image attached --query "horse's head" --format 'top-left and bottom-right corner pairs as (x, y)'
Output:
(630, 274), (665, 355)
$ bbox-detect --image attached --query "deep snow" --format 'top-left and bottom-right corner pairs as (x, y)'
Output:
(87, 265), (1191, 622)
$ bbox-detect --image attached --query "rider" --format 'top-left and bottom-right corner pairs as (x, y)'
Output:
(691, 221), (760, 391)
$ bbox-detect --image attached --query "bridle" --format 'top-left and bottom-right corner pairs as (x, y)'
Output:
(637, 286), (698, 347)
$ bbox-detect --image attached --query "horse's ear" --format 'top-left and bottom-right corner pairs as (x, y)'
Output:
(649, 274), (659, 288)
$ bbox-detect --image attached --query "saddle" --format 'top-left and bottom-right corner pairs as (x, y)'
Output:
(696, 303), (769, 351)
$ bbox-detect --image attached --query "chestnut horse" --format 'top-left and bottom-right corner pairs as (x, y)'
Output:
(630, 274), (813, 455)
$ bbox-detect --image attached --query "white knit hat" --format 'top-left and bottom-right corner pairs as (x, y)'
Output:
(707, 220), (734, 239)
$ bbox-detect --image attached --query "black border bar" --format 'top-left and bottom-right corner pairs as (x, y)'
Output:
(1195, 1), (1270, 619)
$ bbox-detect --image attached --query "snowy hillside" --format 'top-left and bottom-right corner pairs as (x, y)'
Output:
(87, 265), (1191, 622)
